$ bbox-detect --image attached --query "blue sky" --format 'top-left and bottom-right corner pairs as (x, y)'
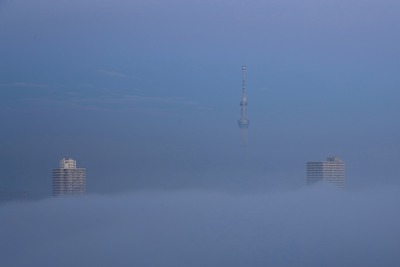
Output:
(1, 0), (400, 194)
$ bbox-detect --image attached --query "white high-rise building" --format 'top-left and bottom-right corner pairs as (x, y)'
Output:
(52, 157), (86, 196)
(306, 156), (345, 189)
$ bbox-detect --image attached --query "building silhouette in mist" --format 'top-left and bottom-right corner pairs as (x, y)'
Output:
(306, 156), (345, 189)
(52, 157), (86, 196)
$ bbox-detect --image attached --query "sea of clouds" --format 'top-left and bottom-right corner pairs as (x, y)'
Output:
(1, 184), (400, 267)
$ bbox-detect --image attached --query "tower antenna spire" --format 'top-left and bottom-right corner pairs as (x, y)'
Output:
(238, 65), (249, 147)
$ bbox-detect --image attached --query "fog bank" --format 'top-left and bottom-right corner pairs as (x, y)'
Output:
(1, 184), (399, 267)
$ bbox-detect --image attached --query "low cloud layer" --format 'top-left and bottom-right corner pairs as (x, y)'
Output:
(1, 184), (399, 267)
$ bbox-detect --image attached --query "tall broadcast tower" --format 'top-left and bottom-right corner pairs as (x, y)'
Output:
(238, 65), (249, 147)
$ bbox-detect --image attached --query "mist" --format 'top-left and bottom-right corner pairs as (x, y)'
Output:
(1, 0), (400, 264)
(1, 185), (399, 267)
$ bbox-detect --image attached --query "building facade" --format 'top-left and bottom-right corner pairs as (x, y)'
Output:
(52, 157), (86, 196)
(306, 156), (345, 189)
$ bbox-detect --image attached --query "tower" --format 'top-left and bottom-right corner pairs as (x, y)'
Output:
(238, 65), (249, 146)
(306, 156), (345, 189)
(52, 157), (86, 196)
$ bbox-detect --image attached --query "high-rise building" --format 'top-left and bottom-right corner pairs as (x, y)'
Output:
(306, 156), (345, 189)
(52, 157), (86, 196)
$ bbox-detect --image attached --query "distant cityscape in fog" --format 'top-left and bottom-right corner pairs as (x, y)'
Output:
(1, 1), (399, 266)
(1, 66), (346, 201)
(1, 0), (399, 198)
